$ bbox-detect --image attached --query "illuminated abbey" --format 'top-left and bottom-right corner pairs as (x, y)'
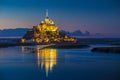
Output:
(21, 10), (77, 43)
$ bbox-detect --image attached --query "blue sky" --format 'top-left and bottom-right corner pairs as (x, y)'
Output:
(0, 0), (120, 36)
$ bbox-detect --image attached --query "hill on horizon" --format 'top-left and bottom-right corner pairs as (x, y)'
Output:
(0, 28), (101, 37)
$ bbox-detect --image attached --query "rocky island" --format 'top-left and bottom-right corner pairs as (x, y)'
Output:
(0, 11), (89, 48)
(19, 10), (89, 48)
(21, 10), (76, 43)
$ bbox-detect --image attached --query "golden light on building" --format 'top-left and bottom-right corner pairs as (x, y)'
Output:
(21, 38), (26, 43)
(36, 48), (57, 77)
(22, 10), (77, 43)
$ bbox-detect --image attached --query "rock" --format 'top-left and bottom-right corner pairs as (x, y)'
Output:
(21, 11), (77, 43)
(91, 47), (120, 53)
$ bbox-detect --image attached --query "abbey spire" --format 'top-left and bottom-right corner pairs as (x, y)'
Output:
(45, 10), (54, 24)
(46, 9), (48, 18)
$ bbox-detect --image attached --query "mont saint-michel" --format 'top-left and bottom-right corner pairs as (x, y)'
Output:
(21, 11), (77, 43)
(0, 0), (120, 80)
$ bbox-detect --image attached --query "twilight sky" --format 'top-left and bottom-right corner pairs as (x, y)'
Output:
(0, 0), (120, 36)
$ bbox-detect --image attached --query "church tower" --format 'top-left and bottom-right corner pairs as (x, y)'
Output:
(46, 9), (48, 18)
(45, 9), (54, 24)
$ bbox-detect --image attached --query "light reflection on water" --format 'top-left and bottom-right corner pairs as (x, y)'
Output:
(22, 46), (57, 77)
(36, 48), (57, 77)
(0, 45), (120, 80)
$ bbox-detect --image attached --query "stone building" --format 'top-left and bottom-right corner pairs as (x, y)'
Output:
(21, 10), (77, 43)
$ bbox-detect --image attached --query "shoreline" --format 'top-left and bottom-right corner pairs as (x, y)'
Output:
(42, 43), (89, 49)
(1, 42), (120, 54)
(0, 42), (89, 49)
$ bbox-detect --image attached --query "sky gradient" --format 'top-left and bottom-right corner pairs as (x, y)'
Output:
(0, 0), (120, 36)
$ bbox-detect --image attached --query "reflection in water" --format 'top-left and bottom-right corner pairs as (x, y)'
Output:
(36, 49), (57, 77)
(21, 46), (25, 59)
(21, 46), (25, 53)
(21, 46), (57, 77)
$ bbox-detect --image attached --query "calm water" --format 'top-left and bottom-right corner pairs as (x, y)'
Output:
(0, 45), (120, 80)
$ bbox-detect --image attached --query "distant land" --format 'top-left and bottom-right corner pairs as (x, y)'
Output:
(60, 30), (101, 37)
(0, 28), (28, 37)
(0, 28), (119, 38)
(0, 28), (101, 37)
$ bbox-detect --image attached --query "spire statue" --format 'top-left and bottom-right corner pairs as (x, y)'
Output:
(46, 9), (48, 18)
